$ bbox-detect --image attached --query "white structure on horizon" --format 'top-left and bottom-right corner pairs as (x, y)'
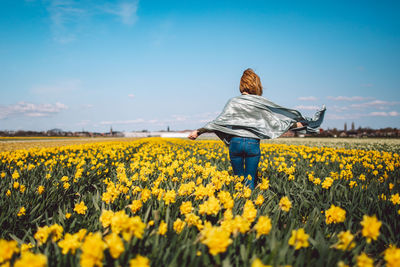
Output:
(122, 131), (217, 139)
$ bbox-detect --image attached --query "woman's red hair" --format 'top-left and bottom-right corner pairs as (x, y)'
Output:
(239, 68), (263, 96)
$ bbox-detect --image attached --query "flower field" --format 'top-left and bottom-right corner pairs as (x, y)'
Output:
(1, 138), (399, 267)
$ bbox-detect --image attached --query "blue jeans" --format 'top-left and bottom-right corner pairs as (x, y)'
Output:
(229, 136), (261, 190)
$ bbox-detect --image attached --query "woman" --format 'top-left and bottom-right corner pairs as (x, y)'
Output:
(188, 68), (326, 190)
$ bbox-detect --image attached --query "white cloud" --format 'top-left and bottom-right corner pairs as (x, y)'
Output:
(128, 94), (135, 98)
(326, 110), (400, 120)
(350, 100), (400, 110)
(388, 111), (400, 116)
(47, 0), (87, 43)
(326, 114), (350, 120)
(103, 1), (139, 25)
(369, 111), (399, 117)
(327, 96), (374, 101)
(298, 96), (318, 101)
(294, 105), (320, 110)
(100, 118), (145, 125)
(326, 113), (364, 120)
(0, 102), (68, 119)
(329, 105), (349, 112)
(171, 115), (188, 122)
(45, 0), (139, 43)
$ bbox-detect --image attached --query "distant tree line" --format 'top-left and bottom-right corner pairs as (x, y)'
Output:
(318, 127), (400, 138)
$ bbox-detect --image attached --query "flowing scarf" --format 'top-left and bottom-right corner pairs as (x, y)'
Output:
(201, 94), (326, 145)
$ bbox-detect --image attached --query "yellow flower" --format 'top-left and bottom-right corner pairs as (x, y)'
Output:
(129, 200), (142, 214)
(34, 226), (50, 245)
(63, 182), (70, 190)
(49, 224), (64, 242)
(254, 216), (272, 237)
(279, 196), (292, 212)
(1, 172), (6, 178)
(259, 178), (270, 190)
(14, 252), (47, 267)
(6, 190), (11, 197)
(74, 201), (87, 215)
(13, 181), (19, 189)
(180, 201), (193, 215)
(61, 176), (69, 182)
(20, 243), (34, 254)
(80, 233), (106, 267)
(356, 252), (373, 267)
(0, 239), (19, 263)
(200, 225), (232, 255)
(129, 255), (150, 267)
(332, 231), (355, 251)
(199, 196), (220, 216)
(37, 186), (45, 195)
(349, 181), (357, 189)
(255, 195), (264, 206)
(104, 233), (124, 259)
(325, 205), (346, 224)
(19, 185), (26, 193)
(65, 213), (71, 219)
(218, 191), (234, 209)
(242, 200), (257, 223)
(232, 215), (251, 234)
(110, 211), (129, 234)
(337, 261), (350, 267)
(243, 187), (252, 198)
(100, 210), (114, 228)
(17, 207), (26, 217)
(313, 178), (321, 185)
(163, 190), (176, 205)
(12, 171), (20, 180)
(321, 177), (333, 189)
(173, 218), (186, 234)
(360, 215), (381, 243)
(384, 245), (400, 267)
(76, 229), (87, 241)
(251, 258), (271, 267)
(288, 228), (309, 250)
(158, 221), (167, 235)
(390, 193), (400, 205)
(58, 233), (81, 255)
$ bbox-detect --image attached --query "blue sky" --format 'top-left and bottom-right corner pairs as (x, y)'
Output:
(1, 0), (399, 132)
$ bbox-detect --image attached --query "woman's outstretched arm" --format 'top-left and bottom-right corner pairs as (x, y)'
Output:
(188, 128), (209, 140)
(290, 122), (304, 129)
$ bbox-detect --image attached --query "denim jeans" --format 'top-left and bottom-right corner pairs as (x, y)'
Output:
(229, 136), (261, 190)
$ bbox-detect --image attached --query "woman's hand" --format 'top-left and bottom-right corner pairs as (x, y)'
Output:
(296, 122), (304, 128)
(188, 130), (199, 140)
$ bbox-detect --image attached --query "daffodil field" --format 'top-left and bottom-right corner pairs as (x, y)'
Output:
(1, 138), (399, 267)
